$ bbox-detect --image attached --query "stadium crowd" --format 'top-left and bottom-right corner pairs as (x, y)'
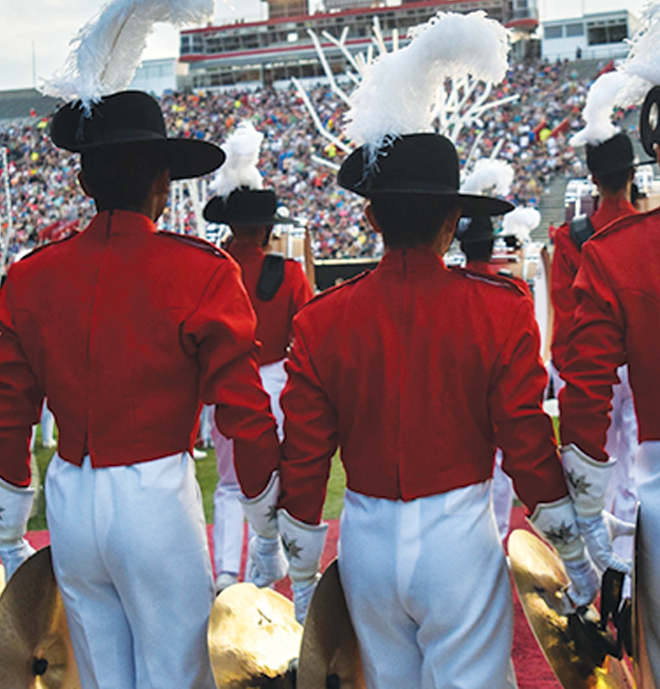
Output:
(0, 58), (613, 266)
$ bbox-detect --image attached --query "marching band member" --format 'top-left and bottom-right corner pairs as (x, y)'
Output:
(559, 83), (660, 683)
(0, 2), (282, 685)
(203, 122), (313, 594)
(0, 88), (283, 689)
(551, 128), (641, 575)
(274, 11), (599, 688)
(278, 131), (598, 689)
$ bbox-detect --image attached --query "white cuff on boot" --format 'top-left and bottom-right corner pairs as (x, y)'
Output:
(239, 471), (279, 539)
(0, 476), (35, 545)
(561, 444), (616, 518)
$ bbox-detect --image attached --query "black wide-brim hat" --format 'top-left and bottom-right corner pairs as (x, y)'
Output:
(456, 216), (498, 243)
(585, 132), (651, 175)
(338, 133), (514, 218)
(50, 90), (225, 180)
(203, 188), (297, 226)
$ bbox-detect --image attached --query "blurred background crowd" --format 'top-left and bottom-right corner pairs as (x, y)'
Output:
(0, 58), (628, 266)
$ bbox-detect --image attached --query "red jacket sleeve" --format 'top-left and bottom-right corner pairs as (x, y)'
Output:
(181, 261), (281, 497)
(488, 297), (567, 511)
(559, 244), (625, 461)
(550, 227), (580, 373)
(0, 276), (45, 487)
(279, 321), (339, 524)
(290, 262), (314, 313)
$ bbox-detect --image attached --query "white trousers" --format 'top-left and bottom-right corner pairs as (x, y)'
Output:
(604, 366), (640, 561)
(492, 449), (515, 541)
(45, 453), (217, 689)
(634, 441), (660, 686)
(338, 484), (517, 689)
(211, 360), (287, 575)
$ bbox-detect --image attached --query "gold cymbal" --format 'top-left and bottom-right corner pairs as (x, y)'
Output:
(297, 559), (366, 689)
(0, 547), (80, 689)
(208, 582), (302, 688)
(508, 530), (634, 689)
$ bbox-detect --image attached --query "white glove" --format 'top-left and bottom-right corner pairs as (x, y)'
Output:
(562, 444), (632, 575)
(575, 512), (634, 575)
(529, 496), (599, 607)
(240, 472), (289, 588)
(0, 476), (36, 581)
(278, 509), (328, 624)
(0, 540), (35, 581)
(239, 471), (280, 539)
(245, 534), (288, 588)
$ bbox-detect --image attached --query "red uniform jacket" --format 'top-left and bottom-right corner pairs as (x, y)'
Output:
(550, 196), (637, 373)
(0, 210), (279, 496)
(280, 247), (567, 524)
(227, 241), (313, 364)
(560, 207), (660, 461)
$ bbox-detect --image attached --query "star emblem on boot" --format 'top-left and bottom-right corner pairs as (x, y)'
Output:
(282, 535), (302, 560)
(543, 521), (575, 546)
(266, 505), (278, 522)
(566, 469), (592, 497)
(0, 506), (4, 522)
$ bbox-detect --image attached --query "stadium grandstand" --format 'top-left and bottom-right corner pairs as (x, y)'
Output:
(2, 53), (627, 277)
(179, 0), (540, 89)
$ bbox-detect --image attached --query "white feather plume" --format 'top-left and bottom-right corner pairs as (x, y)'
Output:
(571, 2), (660, 146)
(344, 11), (510, 151)
(501, 206), (540, 243)
(41, 0), (214, 110)
(209, 122), (264, 198)
(460, 158), (514, 197)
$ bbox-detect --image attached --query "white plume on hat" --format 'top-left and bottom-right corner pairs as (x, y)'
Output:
(501, 206), (541, 243)
(343, 11), (510, 153)
(41, 0), (215, 111)
(571, 2), (660, 146)
(460, 158), (514, 197)
(209, 122), (264, 199)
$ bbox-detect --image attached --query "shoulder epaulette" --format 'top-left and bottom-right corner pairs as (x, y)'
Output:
(569, 215), (595, 250)
(303, 270), (371, 309)
(16, 232), (78, 263)
(257, 254), (286, 301)
(455, 266), (529, 298)
(588, 205), (660, 241)
(157, 231), (226, 258)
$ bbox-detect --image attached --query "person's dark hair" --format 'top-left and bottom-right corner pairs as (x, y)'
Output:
(80, 142), (170, 211)
(369, 194), (459, 248)
(230, 223), (274, 247)
(593, 167), (634, 195)
(461, 238), (494, 263)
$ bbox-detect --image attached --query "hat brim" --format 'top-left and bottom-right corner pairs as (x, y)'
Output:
(67, 137), (224, 181)
(361, 188), (514, 217)
(203, 196), (298, 226)
(50, 108), (224, 180)
(590, 158), (655, 175)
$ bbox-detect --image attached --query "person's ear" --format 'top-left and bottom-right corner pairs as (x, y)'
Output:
(77, 171), (92, 199)
(364, 202), (382, 234)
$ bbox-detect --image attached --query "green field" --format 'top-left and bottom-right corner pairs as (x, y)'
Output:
(28, 427), (348, 532)
(28, 415), (560, 531)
